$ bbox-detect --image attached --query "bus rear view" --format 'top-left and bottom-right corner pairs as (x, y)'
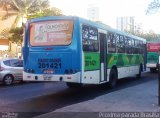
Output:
(23, 16), (146, 88)
(22, 17), (82, 87)
(147, 42), (160, 72)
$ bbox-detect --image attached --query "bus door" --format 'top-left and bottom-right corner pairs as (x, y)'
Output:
(99, 31), (107, 82)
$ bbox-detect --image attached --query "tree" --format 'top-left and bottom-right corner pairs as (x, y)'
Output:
(9, 27), (23, 45)
(0, 0), (49, 14)
(0, 0), (50, 23)
(8, 26), (23, 55)
(0, 0), (62, 43)
(0, 0), (63, 25)
(146, 0), (160, 14)
(27, 7), (63, 19)
(0, 0), (18, 19)
(125, 30), (160, 41)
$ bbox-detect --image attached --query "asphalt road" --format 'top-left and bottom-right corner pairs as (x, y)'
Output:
(0, 71), (157, 117)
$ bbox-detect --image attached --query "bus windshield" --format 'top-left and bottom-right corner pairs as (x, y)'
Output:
(29, 20), (73, 46)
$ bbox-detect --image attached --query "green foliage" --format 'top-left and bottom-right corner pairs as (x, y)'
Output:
(0, 0), (64, 22)
(0, 0), (63, 45)
(139, 32), (160, 41)
(27, 7), (63, 19)
(0, 0), (50, 15)
(125, 30), (160, 41)
(146, 0), (160, 14)
(9, 27), (23, 44)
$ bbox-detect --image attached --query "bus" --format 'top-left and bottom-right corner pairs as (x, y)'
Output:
(22, 16), (146, 88)
(147, 42), (160, 72)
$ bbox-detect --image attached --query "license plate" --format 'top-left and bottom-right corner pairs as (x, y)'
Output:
(43, 69), (54, 74)
(43, 75), (52, 80)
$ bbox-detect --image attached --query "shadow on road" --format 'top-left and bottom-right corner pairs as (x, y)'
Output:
(2, 71), (158, 117)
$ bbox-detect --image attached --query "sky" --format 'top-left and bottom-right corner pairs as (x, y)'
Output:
(49, 0), (160, 33)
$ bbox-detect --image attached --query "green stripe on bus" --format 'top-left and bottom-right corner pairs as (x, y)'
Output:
(84, 52), (100, 71)
(147, 52), (158, 63)
(84, 52), (144, 70)
(108, 53), (144, 68)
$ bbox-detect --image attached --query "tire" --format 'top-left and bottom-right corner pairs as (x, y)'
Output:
(136, 65), (142, 78)
(108, 69), (117, 88)
(66, 82), (83, 88)
(3, 75), (14, 86)
(150, 68), (156, 73)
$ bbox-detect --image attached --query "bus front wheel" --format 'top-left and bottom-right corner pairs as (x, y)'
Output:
(108, 69), (117, 88)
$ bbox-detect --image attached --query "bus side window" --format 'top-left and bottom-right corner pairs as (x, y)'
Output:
(133, 39), (137, 54)
(135, 39), (139, 54)
(139, 41), (143, 54)
(117, 35), (125, 53)
(142, 41), (146, 54)
(108, 32), (116, 53)
(138, 41), (141, 54)
(125, 37), (132, 54)
(82, 25), (99, 52)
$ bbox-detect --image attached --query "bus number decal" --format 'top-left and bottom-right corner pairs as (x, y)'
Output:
(85, 60), (96, 66)
(38, 62), (62, 69)
(38, 58), (62, 69)
(84, 53), (100, 71)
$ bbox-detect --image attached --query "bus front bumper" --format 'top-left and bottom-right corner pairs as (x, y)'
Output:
(147, 63), (157, 68)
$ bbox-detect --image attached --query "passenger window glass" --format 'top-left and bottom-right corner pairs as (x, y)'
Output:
(125, 37), (132, 54)
(139, 41), (143, 54)
(140, 42), (145, 54)
(82, 25), (99, 52)
(17, 60), (23, 67)
(3, 60), (11, 66)
(135, 40), (139, 54)
(108, 32), (116, 53)
(10, 60), (23, 67)
(117, 35), (125, 53)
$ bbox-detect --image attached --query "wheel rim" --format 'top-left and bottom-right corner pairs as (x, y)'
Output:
(4, 76), (13, 85)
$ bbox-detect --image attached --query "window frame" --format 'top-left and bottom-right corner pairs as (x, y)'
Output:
(108, 32), (116, 53)
(82, 25), (99, 52)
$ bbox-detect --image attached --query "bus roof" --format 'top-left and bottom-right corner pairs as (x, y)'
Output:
(78, 17), (146, 42)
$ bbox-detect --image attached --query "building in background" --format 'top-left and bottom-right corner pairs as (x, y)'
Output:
(116, 16), (143, 34)
(116, 16), (136, 32)
(0, 39), (9, 50)
(0, 39), (9, 59)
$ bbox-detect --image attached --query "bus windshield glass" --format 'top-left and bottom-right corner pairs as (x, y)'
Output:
(29, 20), (73, 46)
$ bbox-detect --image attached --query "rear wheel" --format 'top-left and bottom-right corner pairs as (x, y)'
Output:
(150, 68), (156, 73)
(108, 69), (117, 88)
(3, 75), (14, 86)
(66, 82), (83, 88)
(136, 65), (142, 78)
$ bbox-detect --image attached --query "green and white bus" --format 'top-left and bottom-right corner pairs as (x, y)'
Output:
(147, 42), (160, 72)
(22, 16), (147, 88)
